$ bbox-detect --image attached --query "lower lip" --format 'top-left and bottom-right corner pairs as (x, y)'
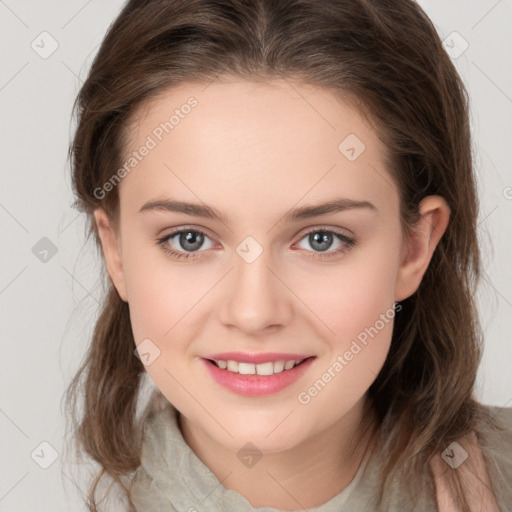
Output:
(201, 357), (315, 397)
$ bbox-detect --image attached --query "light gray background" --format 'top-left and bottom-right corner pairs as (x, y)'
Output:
(1, 1), (511, 510)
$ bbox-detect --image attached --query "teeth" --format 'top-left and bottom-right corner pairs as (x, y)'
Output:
(284, 360), (295, 370)
(214, 359), (304, 375)
(227, 360), (239, 372)
(273, 361), (285, 373)
(256, 362), (274, 376)
(238, 362), (256, 375)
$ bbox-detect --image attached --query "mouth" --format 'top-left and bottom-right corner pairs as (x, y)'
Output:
(205, 357), (313, 375)
(201, 354), (316, 396)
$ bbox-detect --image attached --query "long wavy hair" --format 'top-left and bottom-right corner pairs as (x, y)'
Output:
(64, 0), (503, 510)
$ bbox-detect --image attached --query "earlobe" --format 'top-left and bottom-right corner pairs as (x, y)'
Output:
(394, 196), (450, 302)
(94, 208), (128, 302)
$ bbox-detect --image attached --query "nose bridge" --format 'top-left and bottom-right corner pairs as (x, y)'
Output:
(219, 238), (292, 333)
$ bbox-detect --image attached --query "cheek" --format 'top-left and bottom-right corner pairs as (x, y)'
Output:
(291, 235), (400, 409)
(297, 239), (401, 343)
(121, 241), (198, 344)
(294, 256), (399, 421)
(123, 249), (205, 405)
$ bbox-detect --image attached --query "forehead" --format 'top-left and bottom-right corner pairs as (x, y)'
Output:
(119, 79), (399, 223)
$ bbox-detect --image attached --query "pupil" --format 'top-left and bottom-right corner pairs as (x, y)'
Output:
(181, 231), (203, 251)
(311, 232), (332, 252)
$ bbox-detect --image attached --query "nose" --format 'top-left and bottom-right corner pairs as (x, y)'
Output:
(218, 247), (294, 336)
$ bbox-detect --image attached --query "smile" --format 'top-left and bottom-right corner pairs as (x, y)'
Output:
(208, 358), (307, 375)
(201, 354), (316, 396)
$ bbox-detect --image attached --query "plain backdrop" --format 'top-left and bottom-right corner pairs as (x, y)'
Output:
(1, 1), (511, 510)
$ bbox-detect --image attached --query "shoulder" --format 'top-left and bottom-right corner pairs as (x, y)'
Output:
(479, 403), (512, 447)
(476, 404), (512, 459)
(483, 404), (512, 429)
(471, 404), (512, 511)
(428, 404), (512, 512)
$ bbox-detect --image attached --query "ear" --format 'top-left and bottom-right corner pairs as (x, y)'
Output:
(394, 195), (450, 302)
(94, 207), (128, 302)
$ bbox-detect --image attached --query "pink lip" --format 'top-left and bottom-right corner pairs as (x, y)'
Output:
(201, 356), (316, 397)
(203, 352), (312, 364)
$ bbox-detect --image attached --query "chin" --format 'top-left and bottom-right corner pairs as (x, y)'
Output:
(210, 412), (308, 454)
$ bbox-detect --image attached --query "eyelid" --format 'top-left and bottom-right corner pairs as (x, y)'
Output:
(156, 223), (357, 262)
(157, 224), (218, 245)
(158, 224), (353, 247)
(294, 224), (354, 239)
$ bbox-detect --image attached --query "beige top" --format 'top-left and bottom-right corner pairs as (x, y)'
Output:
(130, 400), (512, 511)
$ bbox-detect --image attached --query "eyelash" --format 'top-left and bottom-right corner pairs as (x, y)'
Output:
(155, 226), (357, 261)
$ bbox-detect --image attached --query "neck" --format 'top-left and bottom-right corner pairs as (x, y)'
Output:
(178, 397), (377, 510)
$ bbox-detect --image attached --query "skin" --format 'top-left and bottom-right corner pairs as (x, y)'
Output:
(95, 79), (451, 509)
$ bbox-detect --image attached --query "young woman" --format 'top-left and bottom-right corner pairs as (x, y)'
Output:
(64, 1), (512, 511)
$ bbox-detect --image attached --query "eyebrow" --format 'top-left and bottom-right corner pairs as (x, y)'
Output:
(138, 197), (377, 224)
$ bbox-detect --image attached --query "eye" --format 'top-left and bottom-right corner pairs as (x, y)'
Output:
(156, 227), (215, 260)
(156, 226), (357, 261)
(293, 228), (356, 259)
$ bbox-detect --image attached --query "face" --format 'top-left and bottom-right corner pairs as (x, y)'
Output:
(95, 78), (448, 455)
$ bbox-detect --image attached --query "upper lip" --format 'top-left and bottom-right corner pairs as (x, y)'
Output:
(203, 352), (314, 364)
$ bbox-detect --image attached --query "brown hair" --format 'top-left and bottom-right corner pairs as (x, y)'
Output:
(64, 0), (503, 510)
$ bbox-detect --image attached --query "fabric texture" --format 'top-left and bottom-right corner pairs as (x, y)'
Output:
(129, 394), (512, 512)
